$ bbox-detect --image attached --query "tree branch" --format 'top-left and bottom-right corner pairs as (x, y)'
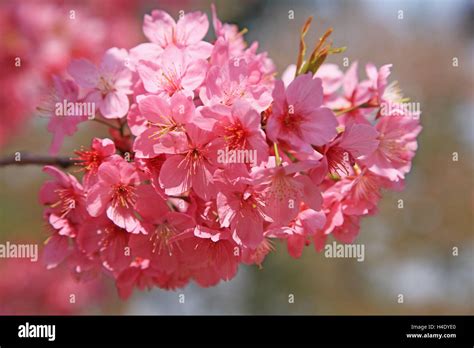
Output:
(0, 153), (78, 168)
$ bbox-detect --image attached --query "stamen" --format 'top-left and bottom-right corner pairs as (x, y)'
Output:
(51, 188), (77, 218)
(223, 120), (247, 149)
(111, 183), (137, 208)
(74, 147), (102, 173)
(149, 223), (180, 255)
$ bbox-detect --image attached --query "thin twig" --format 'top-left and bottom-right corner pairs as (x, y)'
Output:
(0, 153), (78, 168)
(333, 102), (375, 116)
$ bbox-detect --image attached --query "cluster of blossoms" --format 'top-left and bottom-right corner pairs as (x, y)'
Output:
(39, 7), (421, 299)
(0, 0), (142, 149)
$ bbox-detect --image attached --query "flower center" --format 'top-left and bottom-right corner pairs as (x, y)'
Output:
(224, 121), (248, 149)
(51, 188), (78, 218)
(74, 148), (103, 173)
(181, 147), (206, 175)
(380, 135), (408, 163)
(98, 76), (116, 95)
(111, 183), (136, 208)
(160, 65), (182, 96)
(222, 81), (246, 106)
(147, 114), (185, 140)
(282, 110), (303, 134)
(326, 146), (353, 176)
(353, 173), (381, 202)
(150, 223), (178, 255)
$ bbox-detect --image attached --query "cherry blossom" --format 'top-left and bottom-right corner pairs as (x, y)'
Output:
(34, 6), (422, 298)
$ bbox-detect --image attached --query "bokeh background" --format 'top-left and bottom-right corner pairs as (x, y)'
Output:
(0, 0), (473, 315)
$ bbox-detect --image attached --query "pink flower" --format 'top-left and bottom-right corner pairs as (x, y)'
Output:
(143, 10), (213, 59)
(365, 63), (393, 106)
(310, 122), (379, 181)
(74, 137), (119, 188)
(241, 238), (274, 266)
(159, 124), (217, 200)
(211, 4), (246, 56)
(39, 165), (86, 224)
(332, 169), (396, 217)
(135, 156), (167, 197)
(366, 63), (418, 118)
(137, 45), (207, 97)
(199, 39), (273, 112)
(312, 167), (403, 251)
(281, 63), (344, 102)
(188, 227), (240, 287)
(127, 103), (148, 136)
(313, 188), (344, 251)
(76, 215), (131, 273)
(39, 165), (89, 269)
(331, 62), (375, 125)
(267, 73), (338, 153)
(128, 43), (163, 72)
(116, 258), (159, 299)
(267, 208), (326, 258)
(216, 178), (271, 249)
(316, 64), (344, 97)
(133, 93), (194, 158)
(43, 214), (73, 269)
(128, 185), (195, 274)
(312, 191), (362, 250)
(198, 100), (269, 166)
(86, 158), (142, 233)
(252, 159), (323, 226)
(39, 76), (88, 155)
(331, 214), (361, 244)
(68, 48), (133, 119)
(360, 115), (421, 182)
(32, 4), (423, 297)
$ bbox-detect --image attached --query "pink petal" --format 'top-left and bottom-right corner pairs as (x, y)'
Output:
(176, 11), (209, 44)
(192, 161), (215, 200)
(68, 59), (99, 88)
(286, 73), (323, 110)
(159, 155), (191, 195)
(143, 10), (175, 47)
(133, 128), (161, 158)
(339, 122), (379, 158)
(300, 107), (338, 146)
(170, 93), (194, 124)
(181, 59), (207, 91)
(287, 234), (306, 259)
(295, 175), (322, 211)
(138, 95), (171, 124)
(86, 184), (111, 217)
(343, 62), (359, 97)
(137, 60), (160, 94)
(106, 204), (139, 233)
(43, 234), (69, 269)
(100, 92), (130, 119)
(232, 214), (264, 249)
(299, 209), (326, 233)
(135, 185), (170, 222)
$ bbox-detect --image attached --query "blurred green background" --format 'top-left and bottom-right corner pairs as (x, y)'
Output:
(0, 0), (473, 314)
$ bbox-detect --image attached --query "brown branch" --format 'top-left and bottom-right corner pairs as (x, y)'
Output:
(0, 153), (78, 168)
